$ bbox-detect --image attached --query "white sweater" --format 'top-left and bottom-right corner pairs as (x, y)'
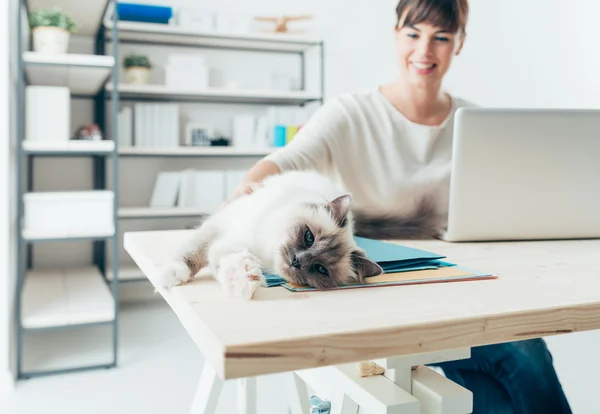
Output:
(264, 90), (475, 224)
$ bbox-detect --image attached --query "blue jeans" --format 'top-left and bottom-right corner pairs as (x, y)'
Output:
(430, 338), (572, 414)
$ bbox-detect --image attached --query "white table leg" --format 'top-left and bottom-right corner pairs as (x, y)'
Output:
(191, 363), (223, 414)
(294, 348), (473, 414)
(285, 372), (310, 414)
(411, 366), (472, 414)
(237, 377), (257, 414)
(331, 392), (359, 414)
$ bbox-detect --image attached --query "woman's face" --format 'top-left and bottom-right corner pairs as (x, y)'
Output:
(394, 20), (464, 89)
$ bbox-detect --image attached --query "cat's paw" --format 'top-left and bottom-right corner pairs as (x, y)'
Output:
(217, 251), (264, 300)
(157, 261), (192, 291)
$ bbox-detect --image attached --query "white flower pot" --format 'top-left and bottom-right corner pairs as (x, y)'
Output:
(32, 26), (70, 54)
(125, 67), (150, 84)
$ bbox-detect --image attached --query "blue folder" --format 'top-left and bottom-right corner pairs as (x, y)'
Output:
(117, 3), (173, 24)
(263, 237), (452, 287)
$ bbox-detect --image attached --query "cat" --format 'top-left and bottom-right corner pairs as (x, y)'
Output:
(157, 170), (384, 299)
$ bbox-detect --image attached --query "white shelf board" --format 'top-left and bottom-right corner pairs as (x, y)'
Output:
(107, 21), (322, 52)
(118, 206), (210, 219)
(23, 51), (114, 95)
(106, 264), (146, 282)
(28, 0), (109, 36)
(22, 227), (115, 242)
(108, 83), (322, 105)
(119, 146), (276, 157)
(21, 266), (115, 330)
(22, 139), (115, 155)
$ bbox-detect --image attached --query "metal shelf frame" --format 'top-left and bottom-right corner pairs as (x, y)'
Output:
(15, 0), (120, 379)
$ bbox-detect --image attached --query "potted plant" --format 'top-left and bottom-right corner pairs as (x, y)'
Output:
(29, 8), (77, 54)
(123, 53), (152, 84)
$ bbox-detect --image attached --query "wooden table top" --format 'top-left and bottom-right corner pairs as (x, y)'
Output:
(124, 229), (600, 380)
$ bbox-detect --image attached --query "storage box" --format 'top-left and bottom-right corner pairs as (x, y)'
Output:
(25, 86), (70, 143)
(23, 191), (114, 238)
(165, 54), (209, 89)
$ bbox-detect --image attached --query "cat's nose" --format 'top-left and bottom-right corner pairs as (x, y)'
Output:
(291, 255), (301, 269)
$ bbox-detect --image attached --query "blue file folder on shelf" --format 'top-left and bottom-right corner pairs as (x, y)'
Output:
(117, 2), (173, 24)
(262, 236), (496, 290)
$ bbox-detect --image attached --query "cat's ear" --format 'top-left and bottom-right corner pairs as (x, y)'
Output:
(351, 249), (383, 283)
(326, 194), (352, 227)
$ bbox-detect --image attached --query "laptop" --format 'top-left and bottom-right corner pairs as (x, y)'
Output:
(441, 107), (600, 242)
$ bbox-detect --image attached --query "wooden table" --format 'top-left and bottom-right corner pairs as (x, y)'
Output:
(124, 229), (600, 414)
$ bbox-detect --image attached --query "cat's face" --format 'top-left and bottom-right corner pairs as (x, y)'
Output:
(276, 194), (383, 290)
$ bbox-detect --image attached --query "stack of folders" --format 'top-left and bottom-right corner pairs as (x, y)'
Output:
(118, 103), (180, 148)
(263, 236), (496, 291)
(149, 169), (246, 212)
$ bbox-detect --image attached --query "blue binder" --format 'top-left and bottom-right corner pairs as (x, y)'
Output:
(117, 3), (173, 24)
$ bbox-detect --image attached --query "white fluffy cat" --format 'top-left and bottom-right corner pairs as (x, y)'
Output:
(157, 170), (383, 299)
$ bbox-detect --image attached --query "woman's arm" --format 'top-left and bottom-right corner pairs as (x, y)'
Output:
(223, 98), (348, 205)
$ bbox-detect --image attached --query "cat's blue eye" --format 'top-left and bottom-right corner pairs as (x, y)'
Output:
(304, 229), (314, 247)
(315, 264), (329, 276)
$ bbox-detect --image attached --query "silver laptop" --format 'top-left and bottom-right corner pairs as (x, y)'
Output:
(442, 107), (600, 242)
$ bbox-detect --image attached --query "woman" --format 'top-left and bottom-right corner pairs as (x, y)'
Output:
(226, 0), (572, 412)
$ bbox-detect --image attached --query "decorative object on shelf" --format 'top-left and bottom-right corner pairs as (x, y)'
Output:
(72, 123), (103, 141)
(210, 137), (230, 146)
(28, 8), (77, 54)
(116, 2), (173, 25)
(123, 53), (152, 84)
(254, 14), (312, 33)
(185, 122), (215, 147)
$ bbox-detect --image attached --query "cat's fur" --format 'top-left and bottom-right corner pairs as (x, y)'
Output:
(158, 170), (384, 299)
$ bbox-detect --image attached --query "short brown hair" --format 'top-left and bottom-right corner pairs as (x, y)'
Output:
(396, 0), (469, 35)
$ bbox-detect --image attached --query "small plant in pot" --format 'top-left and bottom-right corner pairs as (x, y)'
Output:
(123, 53), (152, 84)
(29, 8), (77, 54)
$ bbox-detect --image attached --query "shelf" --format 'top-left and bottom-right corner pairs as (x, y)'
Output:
(119, 146), (276, 157)
(27, 0), (110, 36)
(22, 228), (115, 242)
(23, 52), (114, 96)
(108, 83), (322, 105)
(22, 139), (115, 155)
(106, 264), (146, 282)
(119, 206), (210, 219)
(107, 20), (322, 53)
(21, 266), (115, 330)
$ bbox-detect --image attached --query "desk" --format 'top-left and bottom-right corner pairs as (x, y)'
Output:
(124, 229), (600, 413)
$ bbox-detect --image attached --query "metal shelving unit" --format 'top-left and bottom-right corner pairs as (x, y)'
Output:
(14, 0), (326, 377)
(15, 0), (120, 379)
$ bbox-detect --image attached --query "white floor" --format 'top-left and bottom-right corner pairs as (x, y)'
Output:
(4, 283), (600, 414)
(4, 283), (292, 414)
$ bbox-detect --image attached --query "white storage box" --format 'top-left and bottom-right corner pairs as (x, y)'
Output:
(25, 86), (70, 143)
(165, 54), (209, 89)
(23, 190), (114, 239)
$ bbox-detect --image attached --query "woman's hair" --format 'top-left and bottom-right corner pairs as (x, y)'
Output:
(395, 0), (469, 35)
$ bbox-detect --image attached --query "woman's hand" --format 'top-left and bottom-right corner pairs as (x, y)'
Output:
(221, 180), (255, 208)
(220, 159), (282, 209)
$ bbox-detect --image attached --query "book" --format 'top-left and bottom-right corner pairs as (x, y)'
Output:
(262, 237), (497, 291)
